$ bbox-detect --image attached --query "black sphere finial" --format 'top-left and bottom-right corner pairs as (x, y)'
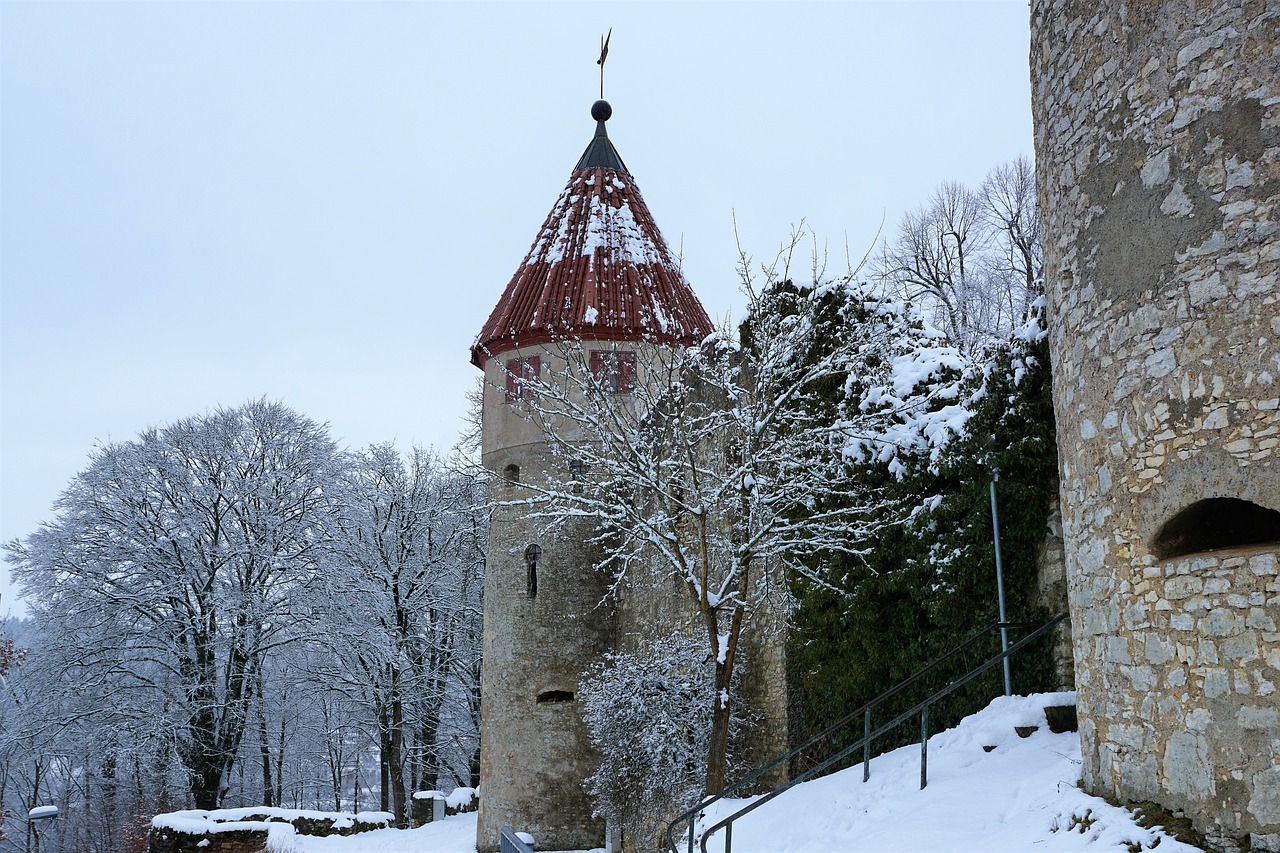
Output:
(591, 100), (612, 122)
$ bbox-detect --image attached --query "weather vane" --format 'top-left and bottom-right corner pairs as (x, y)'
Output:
(597, 28), (611, 100)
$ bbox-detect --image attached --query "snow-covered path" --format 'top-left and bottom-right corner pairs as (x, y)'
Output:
(284, 693), (1200, 853)
(695, 693), (1199, 852)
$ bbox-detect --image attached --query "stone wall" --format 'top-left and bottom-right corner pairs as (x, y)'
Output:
(149, 826), (267, 853)
(1036, 495), (1076, 691)
(1030, 1), (1279, 850)
(148, 809), (391, 853)
(476, 344), (617, 853)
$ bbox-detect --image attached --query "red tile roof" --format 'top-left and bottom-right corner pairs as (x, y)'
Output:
(471, 120), (714, 367)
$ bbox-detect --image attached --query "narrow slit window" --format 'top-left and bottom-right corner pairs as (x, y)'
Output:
(1152, 498), (1280, 559)
(536, 690), (575, 704)
(524, 544), (541, 598)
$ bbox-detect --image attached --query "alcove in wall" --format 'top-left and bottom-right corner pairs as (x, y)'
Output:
(1151, 498), (1280, 559)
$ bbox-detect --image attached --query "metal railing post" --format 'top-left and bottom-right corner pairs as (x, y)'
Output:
(919, 705), (929, 790)
(990, 475), (1012, 696)
(862, 710), (871, 782)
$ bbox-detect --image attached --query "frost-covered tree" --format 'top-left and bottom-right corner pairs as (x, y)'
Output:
(4, 400), (342, 811)
(578, 633), (750, 850)
(316, 444), (485, 823)
(510, 235), (957, 797)
(876, 159), (1043, 349)
(0, 625), (22, 845)
(2, 405), (489, 844)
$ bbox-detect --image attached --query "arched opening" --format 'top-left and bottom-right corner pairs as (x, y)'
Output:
(1152, 498), (1280, 559)
(504, 463), (520, 484)
(536, 690), (574, 704)
(524, 544), (541, 598)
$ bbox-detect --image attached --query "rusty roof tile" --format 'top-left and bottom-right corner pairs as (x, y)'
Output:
(471, 106), (714, 367)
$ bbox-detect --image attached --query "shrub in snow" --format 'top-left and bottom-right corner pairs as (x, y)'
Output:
(578, 633), (753, 851)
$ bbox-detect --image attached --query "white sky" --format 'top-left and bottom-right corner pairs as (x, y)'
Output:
(0, 1), (1035, 615)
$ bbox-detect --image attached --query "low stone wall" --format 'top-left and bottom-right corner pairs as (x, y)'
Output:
(149, 823), (270, 853)
(149, 807), (394, 853)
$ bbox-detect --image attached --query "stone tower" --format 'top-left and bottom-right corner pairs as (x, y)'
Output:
(470, 100), (715, 853)
(1030, 3), (1280, 850)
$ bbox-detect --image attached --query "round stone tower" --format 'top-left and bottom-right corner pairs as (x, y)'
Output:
(470, 101), (714, 853)
(1031, 3), (1280, 850)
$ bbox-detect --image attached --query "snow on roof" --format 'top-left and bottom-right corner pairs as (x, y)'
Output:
(471, 114), (713, 367)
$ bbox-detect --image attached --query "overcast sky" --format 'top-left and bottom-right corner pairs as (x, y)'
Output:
(0, 1), (1035, 615)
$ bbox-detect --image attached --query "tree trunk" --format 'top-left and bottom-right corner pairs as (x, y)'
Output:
(378, 722), (391, 814)
(388, 686), (408, 825)
(702, 604), (743, 796)
(257, 680), (274, 807)
(276, 712), (286, 807)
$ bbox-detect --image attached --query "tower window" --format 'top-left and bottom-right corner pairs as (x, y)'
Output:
(536, 690), (574, 704)
(505, 357), (541, 402)
(1151, 498), (1280, 560)
(569, 459), (585, 494)
(590, 350), (636, 394)
(503, 463), (520, 485)
(524, 543), (541, 598)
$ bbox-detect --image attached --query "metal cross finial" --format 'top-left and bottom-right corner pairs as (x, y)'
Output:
(597, 28), (611, 99)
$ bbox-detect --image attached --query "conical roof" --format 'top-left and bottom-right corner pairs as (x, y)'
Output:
(471, 102), (714, 367)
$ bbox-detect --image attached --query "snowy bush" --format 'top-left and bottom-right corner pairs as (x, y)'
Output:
(578, 633), (752, 850)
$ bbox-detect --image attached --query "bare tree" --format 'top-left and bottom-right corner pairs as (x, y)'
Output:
(0, 626), (23, 846)
(316, 444), (484, 823)
(877, 161), (1043, 348)
(979, 155), (1043, 327)
(504, 234), (954, 797)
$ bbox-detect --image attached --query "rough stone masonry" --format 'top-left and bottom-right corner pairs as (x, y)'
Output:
(1030, 1), (1280, 850)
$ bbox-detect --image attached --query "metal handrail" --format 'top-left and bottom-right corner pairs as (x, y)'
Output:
(499, 825), (536, 853)
(666, 613), (1068, 853)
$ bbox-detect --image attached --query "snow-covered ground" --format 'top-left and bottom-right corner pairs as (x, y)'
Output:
(277, 693), (1201, 853)
(279, 816), (479, 853)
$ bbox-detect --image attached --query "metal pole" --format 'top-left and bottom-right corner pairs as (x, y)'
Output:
(989, 471), (1012, 696)
(919, 705), (929, 790)
(862, 710), (871, 783)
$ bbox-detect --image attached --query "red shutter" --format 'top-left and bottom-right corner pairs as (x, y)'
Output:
(588, 350), (635, 393)
(505, 357), (541, 402)
(617, 351), (636, 395)
(589, 351), (606, 387)
(524, 357), (540, 398)
(505, 358), (521, 402)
